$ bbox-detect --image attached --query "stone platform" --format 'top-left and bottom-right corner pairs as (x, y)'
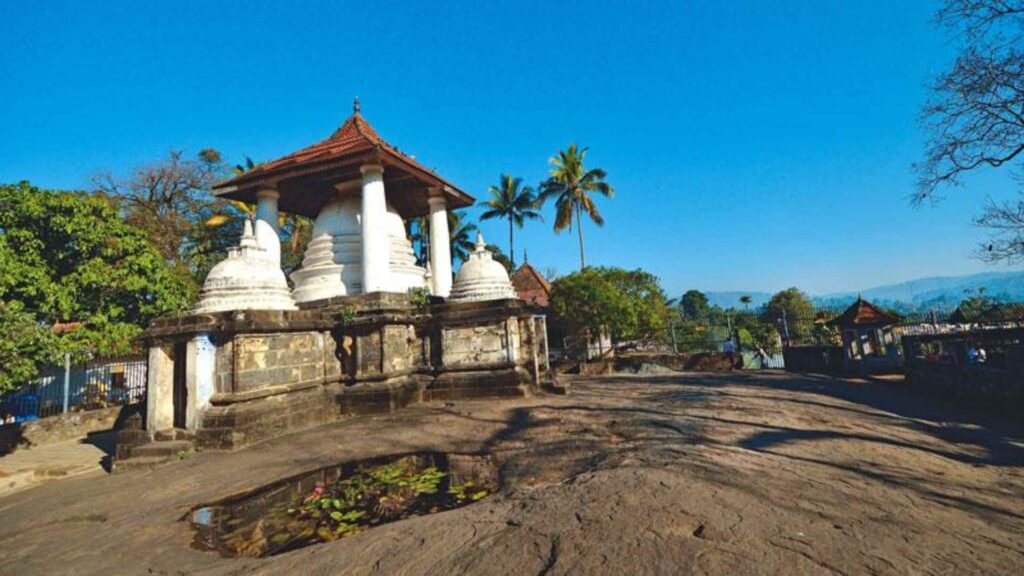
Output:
(120, 293), (550, 457)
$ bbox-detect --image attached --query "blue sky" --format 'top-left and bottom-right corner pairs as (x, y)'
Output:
(1, 0), (1020, 297)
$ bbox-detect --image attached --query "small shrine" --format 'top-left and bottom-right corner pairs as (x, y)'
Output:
(192, 220), (297, 314)
(448, 233), (518, 302)
(120, 102), (552, 464)
(827, 296), (903, 373)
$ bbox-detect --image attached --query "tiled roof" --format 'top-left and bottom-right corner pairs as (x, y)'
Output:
(220, 113), (382, 185)
(212, 107), (471, 208)
(828, 297), (902, 327)
(511, 262), (552, 308)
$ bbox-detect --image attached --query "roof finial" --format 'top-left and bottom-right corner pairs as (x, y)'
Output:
(523, 250), (528, 263)
(353, 96), (361, 114)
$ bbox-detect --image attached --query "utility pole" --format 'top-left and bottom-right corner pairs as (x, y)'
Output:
(670, 321), (678, 354)
(781, 308), (790, 346)
(62, 352), (71, 414)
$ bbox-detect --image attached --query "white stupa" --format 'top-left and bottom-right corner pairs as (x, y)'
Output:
(448, 232), (517, 302)
(290, 196), (428, 303)
(192, 219), (297, 314)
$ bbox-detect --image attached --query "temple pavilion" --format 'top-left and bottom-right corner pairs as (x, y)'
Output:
(119, 102), (551, 467)
(204, 98), (473, 306)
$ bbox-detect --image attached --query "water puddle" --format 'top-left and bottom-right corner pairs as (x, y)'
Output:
(189, 452), (498, 558)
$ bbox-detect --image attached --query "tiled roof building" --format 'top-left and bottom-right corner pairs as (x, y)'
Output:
(511, 259), (552, 309)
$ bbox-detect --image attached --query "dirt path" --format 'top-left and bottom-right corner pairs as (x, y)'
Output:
(0, 371), (1021, 575)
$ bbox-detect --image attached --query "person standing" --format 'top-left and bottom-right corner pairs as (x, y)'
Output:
(723, 338), (736, 369)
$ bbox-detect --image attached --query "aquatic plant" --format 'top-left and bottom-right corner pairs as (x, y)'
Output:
(289, 457), (453, 541)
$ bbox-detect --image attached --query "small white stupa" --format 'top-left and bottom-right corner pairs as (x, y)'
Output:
(448, 232), (517, 302)
(192, 219), (297, 314)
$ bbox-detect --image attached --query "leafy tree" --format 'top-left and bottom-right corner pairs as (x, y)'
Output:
(479, 174), (541, 268)
(538, 144), (614, 269)
(957, 286), (995, 319)
(0, 181), (193, 365)
(207, 156), (313, 273)
(550, 267), (668, 345)
(765, 287), (815, 344)
(739, 294), (753, 309)
(0, 301), (57, 394)
(679, 289), (710, 320)
(915, 1), (1024, 261)
(92, 148), (236, 290)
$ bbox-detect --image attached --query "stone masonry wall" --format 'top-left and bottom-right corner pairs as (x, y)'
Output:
(229, 332), (327, 394)
(215, 339), (234, 394)
(442, 322), (511, 368)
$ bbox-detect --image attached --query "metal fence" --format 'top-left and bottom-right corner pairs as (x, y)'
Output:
(661, 304), (971, 370)
(1, 355), (147, 425)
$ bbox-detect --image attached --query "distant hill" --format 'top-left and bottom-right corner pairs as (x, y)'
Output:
(817, 270), (1024, 310)
(704, 270), (1024, 312)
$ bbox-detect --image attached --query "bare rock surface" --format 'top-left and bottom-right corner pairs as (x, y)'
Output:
(0, 371), (1021, 575)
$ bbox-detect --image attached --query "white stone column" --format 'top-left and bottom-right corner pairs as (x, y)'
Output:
(145, 345), (174, 433)
(186, 333), (216, 432)
(360, 164), (389, 293)
(427, 191), (452, 298)
(255, 188), (281, 267)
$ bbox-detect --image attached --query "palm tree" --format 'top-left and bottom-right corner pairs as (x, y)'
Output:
(478, 174), (541, 268)
(538, 144), (614, 269)
(740, 295), (753, 310)
(406, 216), (429, 267)
(407, 211), (478, 267)
(448, 210), (478, 265)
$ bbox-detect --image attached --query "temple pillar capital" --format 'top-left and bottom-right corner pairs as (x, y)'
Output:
(360, 163), (384, 177)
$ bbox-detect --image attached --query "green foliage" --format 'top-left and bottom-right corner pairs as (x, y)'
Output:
(292, 458), (452, 541)
(0, 181), (192, 369)
(957, 288), (995, 319)
(0, 301), (57, 394)
(550, 266), (669, 344)
(679, 289), (710, 320)
(765, 287), (815, 343)
(333, 306), (357, 326)
(408, 287), (431, 308)
(447, 480), (489, 503)
(449, 210), (478, 264)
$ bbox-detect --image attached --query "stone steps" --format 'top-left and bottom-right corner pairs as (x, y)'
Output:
(112, 431), (195, 473)
(130, 440), (192, 459)
(153, 428), (194, 442)
(110, 456), (169, 473)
